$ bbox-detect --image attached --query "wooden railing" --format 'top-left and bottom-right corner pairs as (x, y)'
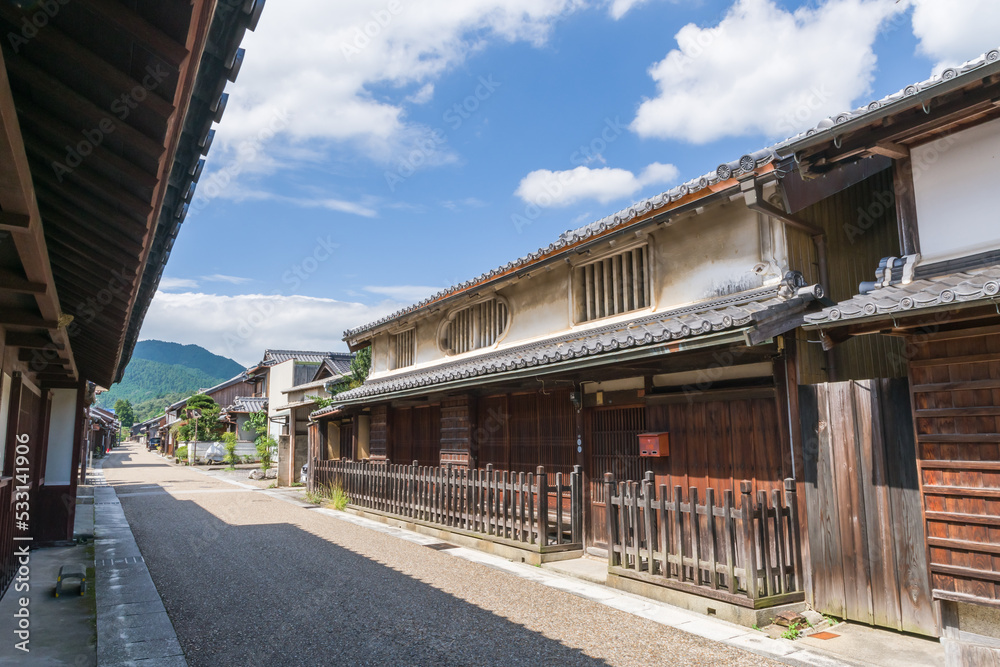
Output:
(0, 478), (15, 599)
(607, 474), (803, 608)
(312, 460), (583, 550)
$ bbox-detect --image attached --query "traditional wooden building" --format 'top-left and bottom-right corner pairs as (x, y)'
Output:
(790, 48), (1000, 662)
(0, 0), (263, 597)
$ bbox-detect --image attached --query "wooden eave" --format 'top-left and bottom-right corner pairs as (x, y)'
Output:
(0, 0), (259, 387)
(790, 73), (1000, 177)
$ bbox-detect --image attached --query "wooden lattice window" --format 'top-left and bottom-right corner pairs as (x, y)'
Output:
(440, 297), (510, 355)
(390, 329), (415, 370)
(575, 245), (650, 323)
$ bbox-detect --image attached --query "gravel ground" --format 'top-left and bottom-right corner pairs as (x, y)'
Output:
(103, 442), (781, 667)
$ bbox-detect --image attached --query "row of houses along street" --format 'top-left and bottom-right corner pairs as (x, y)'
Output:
(0, 0), (999, 663)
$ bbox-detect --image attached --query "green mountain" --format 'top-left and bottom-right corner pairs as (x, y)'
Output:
(128, 340), (245, 379)
(98, 341), (245, 422)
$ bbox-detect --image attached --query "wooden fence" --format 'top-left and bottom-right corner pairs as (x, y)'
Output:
(311, 460), (582, 550)
(606, 473), (804, 608)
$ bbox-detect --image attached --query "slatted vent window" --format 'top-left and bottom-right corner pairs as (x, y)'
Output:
(442, 298), (509, 355)
(575, 245), (650, 323)
(391, 329), (415, 370)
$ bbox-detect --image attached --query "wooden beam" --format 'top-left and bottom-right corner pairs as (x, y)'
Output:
(0, 269), (47, 294)
(33, 174), (148, 230)
(77, 0), (190, 69)
(4, 56), (167, 160)
(38, 199), (145, 254)
(5, 331), (62, 350)
(0, 309), (59, 328)
(40, 207), (142, 266)
(0, 210), (30, 232)
(0, 3), (176, 119)
(893, 156), (920, 255)
(868, 141), (910, 160)
(15, 99), (159, 189)
(18, 348), (71, 367)
(23, 136), (154, 219)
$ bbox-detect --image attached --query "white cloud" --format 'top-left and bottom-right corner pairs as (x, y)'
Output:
(407, 83), (436, 105)
(218, 0), (586, 167)
(364, 285), (443, 303)
(607, 0), (671, 20)
(219, 187), (379, 218)
(441, 197), (488, 211)
(909, 0), (1000, 70)
(630, 0), (904, 143)
(159, 277), (200, 291)
(515, 162), (680, 207)
(201, 274), (253, 285)
(140, 292), (407, 366)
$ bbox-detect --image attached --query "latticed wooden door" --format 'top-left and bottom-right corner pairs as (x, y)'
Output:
(586, 405), (648, 551)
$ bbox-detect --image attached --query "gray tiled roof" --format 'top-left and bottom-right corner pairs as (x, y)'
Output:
(782, 48), (999, 149)
(263, 350), (334, 365)
(342, 46), (1000, 343)
(804, 265), (1000, 327)
(318, 281), (819, 415)
(223, 396), (269, 414)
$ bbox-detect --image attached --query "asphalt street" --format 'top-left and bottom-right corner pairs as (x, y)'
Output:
(103, 442), (781, 666)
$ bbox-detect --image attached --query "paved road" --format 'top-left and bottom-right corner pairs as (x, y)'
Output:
(103, 442), (780, 666)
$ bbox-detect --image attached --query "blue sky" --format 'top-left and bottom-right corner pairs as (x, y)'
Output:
(139, 0), (1000, 366)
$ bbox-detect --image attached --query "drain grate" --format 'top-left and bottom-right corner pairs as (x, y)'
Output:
(424, 542), (459, 551)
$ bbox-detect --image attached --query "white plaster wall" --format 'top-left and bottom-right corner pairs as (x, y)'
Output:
(44, 388), (78, 485)
(913, 116), (1000, 264)
(266, 360), (295, 440)
(500, 267), (571, 342)
(652, 204), (765, 308)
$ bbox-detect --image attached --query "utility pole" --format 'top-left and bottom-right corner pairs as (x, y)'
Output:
(187, 409), (201, 466)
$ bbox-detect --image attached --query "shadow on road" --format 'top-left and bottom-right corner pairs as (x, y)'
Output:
(105, 473), (611, 666)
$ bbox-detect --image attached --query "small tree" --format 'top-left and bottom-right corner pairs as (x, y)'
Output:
(178, 394), (222, 441)
(114, 399), (135, 430)
(221, 431), (239, 470)
(247, 410), (273, 472)
(310, 348), (373, 408)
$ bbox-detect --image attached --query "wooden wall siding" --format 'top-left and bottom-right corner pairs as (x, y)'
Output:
(787, 167), (905, 384)
(339, 421), (354, 461)
(800, 379), (936, 636)
(475, 395), (509, 470)
(473, 390), (576, 477)
(908, 326), (1000, 606)
(440, 395), (473, 465)
(369, 405), (388, 459)
(644, 395), (789, 500)
(587, 406), (649, 550)
(206, 382), (245, 412)
(391, 405), (441, 467)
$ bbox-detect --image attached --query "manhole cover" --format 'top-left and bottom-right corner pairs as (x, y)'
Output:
(424, 542), (458, 551)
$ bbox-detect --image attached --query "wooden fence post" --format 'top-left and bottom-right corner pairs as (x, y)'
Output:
(571, 465), (583, 545)
(642, 472), (654, 574)
(537, 466), (548, 547)
(740, 480), (758, 600)
(784, 478), (802, 593)
(605, 473), (617, 567)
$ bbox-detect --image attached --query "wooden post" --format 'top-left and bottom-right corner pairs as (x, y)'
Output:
(643, 472), (655, 575)
(555, 472), (564, 545)
(527, 471), (536, 545)
(741, 481), (759, 600)
(689, 487), (700, 585)
(759, 490), (773, 598)
(724, 489), (737, 595)
(604, 473), (616, 567)
(772, 488), (786, 594)
(784, 478), (802, 593)
(571, 465), (583, 545)
(658, 484), (668, 579)
(537, 466), (548, 547)
(486, 464), (494, 535)
(674, 485), (684, 583)
(706, 487), (718, 590)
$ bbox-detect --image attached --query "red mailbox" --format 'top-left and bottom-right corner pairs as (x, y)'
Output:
(638, 432), (669, 457)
